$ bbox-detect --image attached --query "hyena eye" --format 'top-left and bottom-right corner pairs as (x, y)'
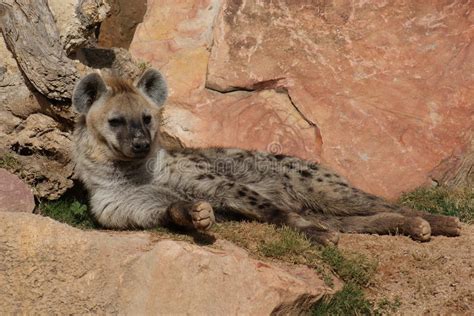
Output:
(143, 114), (152, 125)
(108, 117), (125, 127)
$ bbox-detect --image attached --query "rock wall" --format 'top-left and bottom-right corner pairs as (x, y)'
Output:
(0, 212), (339, 314)
(130, 0), (474, 199)
(0, 0), (472, 201)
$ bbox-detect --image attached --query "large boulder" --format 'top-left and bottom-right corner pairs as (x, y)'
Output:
(130, 0), (474, 199)
(0, 212), (339, 314)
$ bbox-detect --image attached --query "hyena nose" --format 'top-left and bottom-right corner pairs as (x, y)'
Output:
(132, 139), (150, 153)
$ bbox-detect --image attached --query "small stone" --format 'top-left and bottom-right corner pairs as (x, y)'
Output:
(0, 168), (35, 213)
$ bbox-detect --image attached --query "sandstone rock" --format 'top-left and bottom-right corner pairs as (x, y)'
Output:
(49, 0), (110, 54)
(130, 0), (222, 98)
(0, 169), (35, 213)
(131, 0), (474, 199)
(0, 212), (339, 314)
(131, 0), (321, 159)
(159, 90), (321, 159)
(6, 113), (74, 199)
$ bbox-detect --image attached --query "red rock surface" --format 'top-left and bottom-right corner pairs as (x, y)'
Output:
(130, 0), (474, 199)
(0, 168), (35, 213)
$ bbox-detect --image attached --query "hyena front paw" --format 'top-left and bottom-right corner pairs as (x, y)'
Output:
(191, 201), (215, 231)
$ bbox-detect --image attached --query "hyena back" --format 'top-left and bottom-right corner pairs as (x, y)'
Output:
(72, 69), (461, 245)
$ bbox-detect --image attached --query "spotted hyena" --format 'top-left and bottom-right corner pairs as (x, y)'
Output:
(72, 69), (461, 245)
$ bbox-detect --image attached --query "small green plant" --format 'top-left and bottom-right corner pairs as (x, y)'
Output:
(137, 60), (152, 72)
(400, 186), (474, 223)
(375, 297), (401, 314)
(40, 198), (96, 229)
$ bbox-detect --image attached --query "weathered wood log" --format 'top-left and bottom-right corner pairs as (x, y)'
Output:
(0, 0), (79, 101)
(431, 137), (474, 188)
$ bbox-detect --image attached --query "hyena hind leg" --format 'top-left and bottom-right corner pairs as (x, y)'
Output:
(284, 212), (340, 246)
(316, 212), (432, 242)
(329, 189), (461, 237)
(397, 208), (461, 237)
(167, 201), (215, 231)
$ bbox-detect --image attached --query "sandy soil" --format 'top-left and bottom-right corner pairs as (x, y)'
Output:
(339, 224), (474, 315)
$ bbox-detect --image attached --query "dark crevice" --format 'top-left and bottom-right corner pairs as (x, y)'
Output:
(286, 91), (317, 127)
(205, 77), (287, 94)
(205, 84), (255, 94)
(205, 79), (318, 128)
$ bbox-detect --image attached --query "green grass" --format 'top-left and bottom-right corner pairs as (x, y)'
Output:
(312, 283), (373, 315)
(39, 198), (97, 229)
(320, 246), (377, 287)
(0, 153), (20, 170)
(311, 246), (382, 315)
(313, 284), (401, 316)
(258, 226), (312, 258)
(400, 186), (474, 224)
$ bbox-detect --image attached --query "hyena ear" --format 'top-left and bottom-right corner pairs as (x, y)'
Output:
(136, 68), (168, 107)
(72, 73), (107, 114)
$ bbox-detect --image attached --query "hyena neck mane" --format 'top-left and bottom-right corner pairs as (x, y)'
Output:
(72, 69), (168, 190)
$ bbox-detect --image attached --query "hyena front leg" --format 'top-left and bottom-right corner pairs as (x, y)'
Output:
(92, 187), (215, 231)
(167, 201), (215, 231)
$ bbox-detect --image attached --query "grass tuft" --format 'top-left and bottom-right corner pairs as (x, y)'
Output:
(400, 186), (474, 224)
(137, 60), (152, 72)
(40, 198), (97, 229)
(320, 246), (377, 287)
(258, 226), (312, 258)
(311, 247), (380, 315)
(0, 153), (20, 170)
(312, 283), (373, 315)
(313, 283), (401, 316)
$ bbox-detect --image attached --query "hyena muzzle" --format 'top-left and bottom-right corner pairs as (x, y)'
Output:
(72, 68), (461, 246)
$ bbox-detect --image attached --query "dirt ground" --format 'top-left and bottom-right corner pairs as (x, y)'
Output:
(339, 224), (474, 315)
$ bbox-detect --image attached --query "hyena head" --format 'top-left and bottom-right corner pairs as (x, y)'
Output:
(72, 69), (167, 161)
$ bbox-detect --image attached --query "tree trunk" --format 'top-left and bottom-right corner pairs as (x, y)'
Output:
(0, 0), (79, 101)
